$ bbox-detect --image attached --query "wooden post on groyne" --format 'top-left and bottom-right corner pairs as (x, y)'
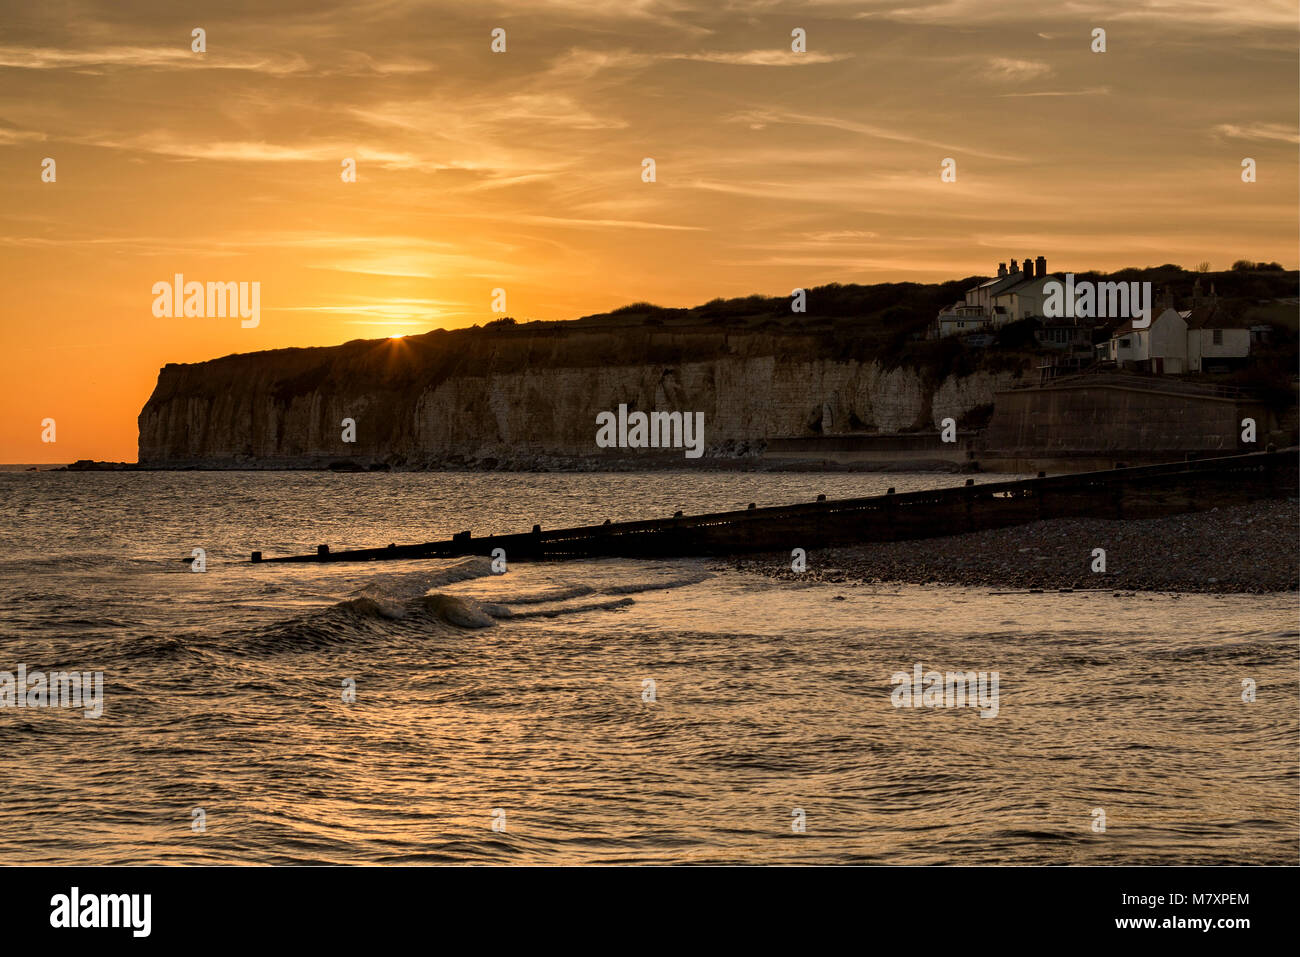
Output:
(248, 449), (1297, 565)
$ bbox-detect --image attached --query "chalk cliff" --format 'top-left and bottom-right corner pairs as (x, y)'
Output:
(137, 324), (1020, 468)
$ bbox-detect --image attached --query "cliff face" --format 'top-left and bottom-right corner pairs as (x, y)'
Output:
(137, 325), (1019, 467)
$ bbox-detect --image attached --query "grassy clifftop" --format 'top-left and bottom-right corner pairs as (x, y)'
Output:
(147, 264), (1298, 408)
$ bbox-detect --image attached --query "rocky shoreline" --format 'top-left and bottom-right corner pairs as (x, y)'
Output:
(58, 454), (966, 473)
(727, 498), (1299, 593)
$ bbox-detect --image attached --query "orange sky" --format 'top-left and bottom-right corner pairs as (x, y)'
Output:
(1, 0), (1297, 462)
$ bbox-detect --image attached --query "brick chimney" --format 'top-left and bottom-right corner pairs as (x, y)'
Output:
(1010, 259), (1020, 274)
(997, 262), (1008, 277)
(1035, 255), (1047, 277)
(1022, 255), (1034, 279)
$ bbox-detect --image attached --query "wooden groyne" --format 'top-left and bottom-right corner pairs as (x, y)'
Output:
(249, 449), (1297, 565)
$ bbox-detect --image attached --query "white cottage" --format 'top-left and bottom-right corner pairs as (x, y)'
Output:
(936, 256), (1056, 337)
(1104, 307), (1187, 372)
(1101, 303), (1250, 374)
(1184, 305), (1251, 372)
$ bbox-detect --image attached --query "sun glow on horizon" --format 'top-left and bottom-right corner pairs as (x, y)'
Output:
(0, 0), (1296, 463)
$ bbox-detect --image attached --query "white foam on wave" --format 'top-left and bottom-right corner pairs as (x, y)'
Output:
(334, 595), (407, 620)
(419, 594), (498, 628)
(500, 596), (635, 619)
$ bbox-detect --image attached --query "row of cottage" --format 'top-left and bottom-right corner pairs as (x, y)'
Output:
(934, 257), (1255, 374)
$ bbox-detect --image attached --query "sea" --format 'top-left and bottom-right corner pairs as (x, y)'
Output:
(0, 469), (1295, 864)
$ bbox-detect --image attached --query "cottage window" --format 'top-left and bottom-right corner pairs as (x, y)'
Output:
(1212, 329), (1223, 345)
(1119, 338), (1130, 349)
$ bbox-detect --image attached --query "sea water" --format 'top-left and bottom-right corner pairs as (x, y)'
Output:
(0, 470), (1294, 864)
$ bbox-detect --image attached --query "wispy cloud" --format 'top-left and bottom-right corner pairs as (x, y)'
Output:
(724, 109), (1021, 162)
(0, 126), (47, 145)
(997, 87), (1110, 98)
(503, 215), (706, 232)
(853, 0), (1298, 28)
(986, 57), (1052, 82)
(271, 298), (466, 324)
(1214, 122), (1300, 145)
(669, 50), (853, 66)
(0, 44), (306, 73)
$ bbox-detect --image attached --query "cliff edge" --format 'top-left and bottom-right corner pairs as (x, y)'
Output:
(138, 316), (1020, 468)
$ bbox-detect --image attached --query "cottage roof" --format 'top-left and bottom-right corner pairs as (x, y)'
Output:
(1183, 305), (1249, 330)
(996, 278), (1034, 297)
(993, 272), (1061, 299)
(1111, 306), (1182, 337)
(975, 273), (1028, 296)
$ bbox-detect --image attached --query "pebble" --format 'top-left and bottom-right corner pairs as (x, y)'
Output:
(730, 499), (1298, 594)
